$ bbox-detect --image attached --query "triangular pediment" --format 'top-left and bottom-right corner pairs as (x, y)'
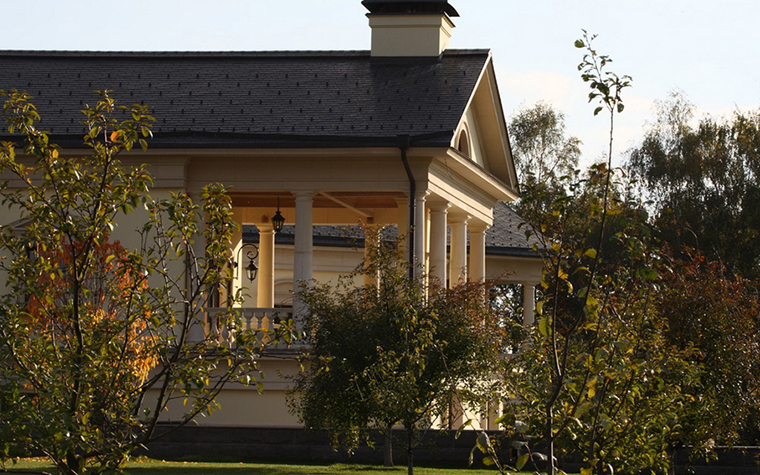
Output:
(451, 54), (519, 197)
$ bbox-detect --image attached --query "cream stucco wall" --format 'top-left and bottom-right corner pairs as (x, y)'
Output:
(368, 14), (454, 57)
(151, 357), (302, 428)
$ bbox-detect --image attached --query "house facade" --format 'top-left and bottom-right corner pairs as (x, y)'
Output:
(0, 0), (542, 429)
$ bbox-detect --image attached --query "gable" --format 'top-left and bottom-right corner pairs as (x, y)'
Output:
(451, 55), (518, 194)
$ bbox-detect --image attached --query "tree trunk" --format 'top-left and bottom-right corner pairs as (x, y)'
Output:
(547, 405), (555, 475)
(406, 424), (414, 475)
(667, 446), (677, 475)
(63, 451), (86, 475)
(383, 424), (394, 467)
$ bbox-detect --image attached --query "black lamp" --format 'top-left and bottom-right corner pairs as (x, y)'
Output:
(236, 243), (259, 282)
(272, 197), (286, 234)
(244, 250), (258, 282)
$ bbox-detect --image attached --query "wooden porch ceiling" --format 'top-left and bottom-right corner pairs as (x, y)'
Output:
(229, 191), (406, 210)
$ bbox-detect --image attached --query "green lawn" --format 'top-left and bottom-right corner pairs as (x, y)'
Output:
(0, 458), (554, 474)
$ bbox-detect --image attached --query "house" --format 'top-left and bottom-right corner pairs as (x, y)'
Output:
(0, 0), (542, 430)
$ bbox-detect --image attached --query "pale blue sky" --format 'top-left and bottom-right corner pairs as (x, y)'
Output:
(3, 0), (758, 165)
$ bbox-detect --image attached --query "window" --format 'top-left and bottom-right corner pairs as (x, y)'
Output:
(456, 128), (470, 157)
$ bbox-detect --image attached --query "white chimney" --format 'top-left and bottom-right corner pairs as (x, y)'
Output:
(362, 0), (459, 57)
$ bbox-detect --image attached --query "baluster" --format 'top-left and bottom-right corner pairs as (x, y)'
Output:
(263, 312), (273, 345)
(253, 310), (263, 345)
(208, 310), (219, 342)
(242, 308), (253, 332)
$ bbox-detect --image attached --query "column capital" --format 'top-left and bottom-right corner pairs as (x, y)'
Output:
(468, 220), (490, 233)
(448, 213), (470, 225)
(414, 189), (429, 200)
(292, 190), (315, 200)
(519, 280), (541, 288)
(427, 201), (451, 213)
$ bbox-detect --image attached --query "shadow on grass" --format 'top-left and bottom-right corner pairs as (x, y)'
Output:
(2, 459), (510, 475)
(123, 464), (408, 475)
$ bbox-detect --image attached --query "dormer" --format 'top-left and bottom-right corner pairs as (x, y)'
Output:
(362, 0), (459, 57)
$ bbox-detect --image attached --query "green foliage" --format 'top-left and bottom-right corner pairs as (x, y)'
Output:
(479, 33), (708, 475)
(0, 91), (287, 474)
(505, 161), (706, 475)
(659, 249), (760, 446)
(508, 101), (581, 191)
(576, 31), (632, 118)
(289, 228), (507, 475)
(625, 90), (760, 446)
(627, 91), (760, 279)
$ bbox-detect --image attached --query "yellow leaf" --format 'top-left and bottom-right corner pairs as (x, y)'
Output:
(538, 317), (549, 337)
(516, 453), (530, 470)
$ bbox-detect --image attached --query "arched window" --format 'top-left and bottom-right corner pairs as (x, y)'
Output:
(456, 128), (470, 157)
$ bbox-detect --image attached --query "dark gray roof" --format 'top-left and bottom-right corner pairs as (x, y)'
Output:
(485, 202), (539, 258)
(244, 202), (538, 258)
(0, 49), (488, 148)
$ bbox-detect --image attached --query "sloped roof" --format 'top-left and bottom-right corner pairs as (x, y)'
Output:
(485, 202), (539, 257)
(0, 49), (489, 148)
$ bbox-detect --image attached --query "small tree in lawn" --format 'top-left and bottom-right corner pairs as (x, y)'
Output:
(0, 91), (288, 475)
(289, 227), (506, 475)
(473, 33), (705, 475)
(501, 168), (703, 473)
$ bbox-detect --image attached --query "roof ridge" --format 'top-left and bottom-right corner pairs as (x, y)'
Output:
(0, 49), (489, 58)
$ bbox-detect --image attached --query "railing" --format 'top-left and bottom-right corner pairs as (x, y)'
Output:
(205, 306), (298, 351)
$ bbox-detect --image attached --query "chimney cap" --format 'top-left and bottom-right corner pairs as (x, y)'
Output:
(361, 0), (460, 17)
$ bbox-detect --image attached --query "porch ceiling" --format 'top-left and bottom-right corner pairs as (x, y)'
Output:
(229, 191), (406, 210)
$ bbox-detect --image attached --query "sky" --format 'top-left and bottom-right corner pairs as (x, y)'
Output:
(3, 0), (759, 166)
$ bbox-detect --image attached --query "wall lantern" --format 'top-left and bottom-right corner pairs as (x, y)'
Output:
(272, 197), (286, 234)
(236, 243), (259, 282)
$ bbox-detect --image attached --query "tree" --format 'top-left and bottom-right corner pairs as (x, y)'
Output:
(498, 152), (706, 474)
(509, 101), (581, 191)
(627, 92), (760, 279)
(474, 33), (705, 475)
(289, 228), (506, 475)
(0, 91), (288, 474)
(659, 248), (760, 447)
(528, 32), (637, 474)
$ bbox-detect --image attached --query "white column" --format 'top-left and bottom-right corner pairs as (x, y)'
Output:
(257, 224), (275, 308)
(468, 221), (488, 283)
(448, 214), (469, 287)
(293, 191), (314, 317)
(427, 202), (449, 286)
(413, 190), (427, 277)
(521, 282), (536, 327)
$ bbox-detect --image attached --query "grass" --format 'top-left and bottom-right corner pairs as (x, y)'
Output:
(0, 457), (552, 474)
